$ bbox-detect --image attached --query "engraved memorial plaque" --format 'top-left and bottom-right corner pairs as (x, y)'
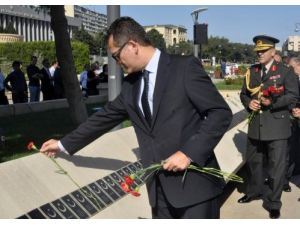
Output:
(71, 190), (98, 215)
(88, 182), (113, 206)
(61, 195), (88, 219)
(96, 179), (119, 201)
(103, 175), (126, 197)
(123, 167), (143, 185)
(40, 203), (63, 219)
(133, 161), (143, 170)
(52, 199), (77, 219)
(81, 186), (105, 209)
(27, 208), (46, 219)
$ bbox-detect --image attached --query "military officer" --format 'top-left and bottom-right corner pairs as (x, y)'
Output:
(239, 35), (299, 219)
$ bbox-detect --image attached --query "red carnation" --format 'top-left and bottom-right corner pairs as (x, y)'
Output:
(124, 175), (134, 186)
(130, 191), (141, 197)
(120, 182), (131, 193)
(27, 142), (37, 151)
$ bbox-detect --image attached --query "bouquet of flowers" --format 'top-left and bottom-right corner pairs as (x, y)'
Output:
(247, 85), (284, 125)
(120, 161), (243, 197)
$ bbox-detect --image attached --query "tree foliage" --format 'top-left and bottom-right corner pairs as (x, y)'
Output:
(146, 29), (166, 51)
(166, 36), (256, 64)
(73, 27), (107, 56)
(167, 40), (194, 55)
(0, 41), (89, 74)
(201, 36), (256, 64)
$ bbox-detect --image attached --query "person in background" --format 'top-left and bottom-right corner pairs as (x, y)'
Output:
(239, 35), (298, 219)
(53, 62), (65, 99)
(274, 51), (282, 63)
(220, 59), (226, 78)
(40, 59), (54, 101)
(79, 64), (90, 97)
(0, 68), (9, 105)
(40, 16), (232, 219)
(49, 60), (58, 79)
(26, 56), (41, 102)
(99, 64), (108, 83)
(86, 63), (100, 96)
(287, 56), (300, 176)
(4, 61), (28, 104)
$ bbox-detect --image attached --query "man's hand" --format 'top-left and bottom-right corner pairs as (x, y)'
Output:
(162, 151), (191, 172)
(260, 96), (272, 106)
(292, 107), (300, 118)
(40, 139), (60, 157)
(249, 99), (261, 111)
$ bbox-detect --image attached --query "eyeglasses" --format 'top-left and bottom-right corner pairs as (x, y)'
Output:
(111, 42), (128, 61)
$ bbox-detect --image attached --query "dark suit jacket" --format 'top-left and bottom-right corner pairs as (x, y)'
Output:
(40, 67), (54, 100)
(240, 61), (299, 140)
(61, 52), (232, 207)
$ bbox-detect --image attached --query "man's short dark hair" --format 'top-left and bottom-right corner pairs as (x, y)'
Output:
(12, 60), (21, 68)
(106, 16), (151, 47)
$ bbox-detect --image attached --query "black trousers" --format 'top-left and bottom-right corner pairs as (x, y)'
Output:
(152, 179), (220, 219)
(245, 138), (288, 210)
(288, 121), (300, 176)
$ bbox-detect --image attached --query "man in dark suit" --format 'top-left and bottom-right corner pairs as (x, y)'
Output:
(4, 61), (28, 104)
(40, 59), (54, 101)
(40, 17), (232, 219)
(239, 35), (299, 219)
(288, 57), (300, 176)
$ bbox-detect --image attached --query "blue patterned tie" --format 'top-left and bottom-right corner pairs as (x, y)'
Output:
(141, 70), (152, 126)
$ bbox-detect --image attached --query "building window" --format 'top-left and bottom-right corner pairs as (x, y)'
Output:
(173, 38), (177, 44)
(173, 29), (176, 34)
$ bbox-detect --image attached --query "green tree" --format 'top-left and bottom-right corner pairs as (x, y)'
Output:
(94, 31), (107, 56)
(167, 41), (193, 55)
(73, 27), (97, 55)
(146, 29), (166, 51)
(49, 5), (88, 124)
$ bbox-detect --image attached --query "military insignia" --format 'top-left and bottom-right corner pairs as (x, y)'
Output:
(256, 40), (263, 45)
(271, 65), (277, 72)
(269, 75), (281, 80)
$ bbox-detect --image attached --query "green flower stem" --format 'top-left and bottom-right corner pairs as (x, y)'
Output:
(34, 147), (101, 210)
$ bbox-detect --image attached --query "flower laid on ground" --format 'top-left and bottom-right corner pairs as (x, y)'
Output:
(120, 162), (243, 197)
(27, 142), (101, 209)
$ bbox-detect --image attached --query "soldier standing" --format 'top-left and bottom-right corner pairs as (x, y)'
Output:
(239, 35), (299, 219)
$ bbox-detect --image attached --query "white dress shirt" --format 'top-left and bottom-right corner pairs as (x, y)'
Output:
(58, 49), (161, 153)
(138, 49), (161, 115)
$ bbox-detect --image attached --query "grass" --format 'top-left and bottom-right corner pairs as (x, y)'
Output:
(215, 82), (243, 90)
(0, 103), (133, 163)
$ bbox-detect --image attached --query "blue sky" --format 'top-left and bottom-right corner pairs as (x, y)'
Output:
(84, 5), (300, 47)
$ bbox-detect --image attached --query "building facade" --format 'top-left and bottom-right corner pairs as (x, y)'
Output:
(0, 5), (81, 42)
(65, 5), (107, 35)
(282, 35), (300, 54)
(144, 24), (187, 47)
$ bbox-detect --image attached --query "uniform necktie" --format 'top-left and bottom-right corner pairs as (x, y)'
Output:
(141, 70), (152, 126)
(262, 66), (267, 79)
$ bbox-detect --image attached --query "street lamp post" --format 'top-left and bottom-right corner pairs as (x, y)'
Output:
(191, 7), (208, 59)
(294, 23), (300, 32)
(107, 5), (122, 130)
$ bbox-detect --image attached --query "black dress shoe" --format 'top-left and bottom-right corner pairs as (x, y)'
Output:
(237, 195), (259, 203)
(269, 209), (280, 219)
(283, 184), (291, 192)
